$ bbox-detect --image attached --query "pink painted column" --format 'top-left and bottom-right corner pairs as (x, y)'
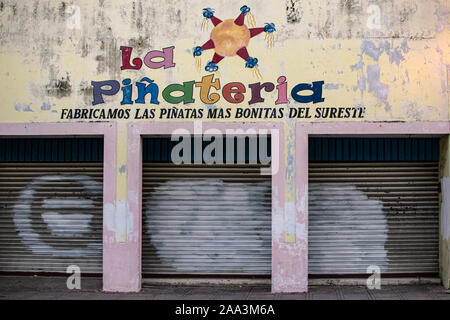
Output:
(294, 126), (309, 292)
(103, 123), (141, 292)
(272, 125), (308, 293)
(0, 122), (138, 291)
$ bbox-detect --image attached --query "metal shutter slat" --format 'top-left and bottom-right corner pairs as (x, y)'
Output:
(142, 163), (271, 275)
(308, 162), (439, 275)
(0, 162), (103, 274)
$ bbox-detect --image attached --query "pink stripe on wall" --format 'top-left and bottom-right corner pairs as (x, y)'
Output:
(299, 121), (450, 136)
(0, 122), (115, 136)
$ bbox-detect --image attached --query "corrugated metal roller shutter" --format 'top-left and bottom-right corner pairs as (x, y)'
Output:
(0, 161), (103, 274)
(308, 162), (439, 275)
(309, 137), (440, 162)
(142, 163), (271, 275)
(0, 138), (104, 162)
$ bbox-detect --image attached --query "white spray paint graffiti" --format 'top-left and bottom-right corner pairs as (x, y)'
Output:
(13, 175), (102, 257)
(42, 199), (94, 238)
(143, 179), (271, 273)
(308, 183), (388, 274)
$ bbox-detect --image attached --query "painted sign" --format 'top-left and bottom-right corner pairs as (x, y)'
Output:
(1, 2), (447, 124)
(61, 5), (364, 121)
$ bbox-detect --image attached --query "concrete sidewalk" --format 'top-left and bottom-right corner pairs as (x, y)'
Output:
(0, 276), (449, 300)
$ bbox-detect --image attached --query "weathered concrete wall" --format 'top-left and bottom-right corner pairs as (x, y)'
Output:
(0, 0), (449, 293)
(0, 0), (448, 123)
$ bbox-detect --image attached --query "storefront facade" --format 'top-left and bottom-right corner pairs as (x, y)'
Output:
(0, 1), (449, 292)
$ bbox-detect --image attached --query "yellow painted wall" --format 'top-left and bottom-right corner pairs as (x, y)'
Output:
(0, 0), (448, 124)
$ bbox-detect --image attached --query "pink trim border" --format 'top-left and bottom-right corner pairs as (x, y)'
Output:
(0, 122), (117, 291)
(2, 121), (448, 293)
(128, 122), (286, 293)
(295, 121), (450, 292)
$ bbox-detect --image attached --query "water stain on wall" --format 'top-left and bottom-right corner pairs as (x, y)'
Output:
(45, 74), (72, 98)
(286, 0), (302, 23)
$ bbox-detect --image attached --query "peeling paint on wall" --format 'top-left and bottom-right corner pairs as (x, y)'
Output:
(366, 64), (391, 111)
(324, 83), (342, 90)
(14, 104), (33, 112)
(40, 102), (51, 110)
(104, 199), (134, 243)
